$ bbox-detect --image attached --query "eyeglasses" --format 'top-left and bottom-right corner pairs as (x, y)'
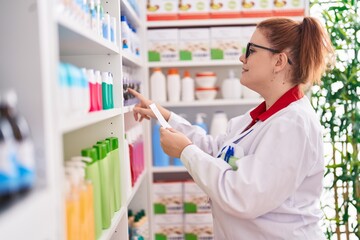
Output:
(245, 42), (293, 65)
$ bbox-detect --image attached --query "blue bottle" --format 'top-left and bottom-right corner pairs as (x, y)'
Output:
(152, 121), (170, 167)
(195, 113), (208, 133)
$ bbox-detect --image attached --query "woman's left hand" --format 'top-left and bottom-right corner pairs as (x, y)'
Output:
(160, 127), (192, 158)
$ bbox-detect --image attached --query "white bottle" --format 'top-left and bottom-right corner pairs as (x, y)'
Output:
(221, 70), (242, 99)
(150, 68), (167, 102)
(167, 68), (181, 102)
(210, 111), (228, 138)
(181, 71), (195, 102)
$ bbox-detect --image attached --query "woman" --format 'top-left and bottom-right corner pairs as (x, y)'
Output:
(129, 17), (334, 239)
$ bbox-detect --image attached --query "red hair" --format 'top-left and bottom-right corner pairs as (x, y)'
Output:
(257, 17), (334, 86)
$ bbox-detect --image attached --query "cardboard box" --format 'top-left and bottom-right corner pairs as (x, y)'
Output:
(178, 0), (210, 19)
(147, 0), (178, 21)
(184, 214), (214, 240)
(210, 0), (241, 18)
(154, 214), (184, 240)
(147, 29), (179, 62)
(153, 182), (183, 214)
(179, 28), (210, 61)
(183, 182), (211, 213)
(241, 0), (272, 17)
(210, 27), (243, 60)
(273, 0), (305, 16)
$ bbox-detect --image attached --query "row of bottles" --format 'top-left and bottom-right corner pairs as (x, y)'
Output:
(0, 90), (35, 207)
(150, 68), (260, 103)
(65, 137), (121, 239)
(152, 111), (228, 167)
(58, 0), (117, 44)
(128, 209), (149, 240)
(59, 62), (114, 116)
(123, 66), (141, 107)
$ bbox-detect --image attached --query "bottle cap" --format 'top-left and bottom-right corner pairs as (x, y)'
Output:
(106, 137), (119, 150)
(93, 143), (107, 160)
(152, 67), (161, 72)
(81, 148), (98, 164)
(168, 68), (179, 75)
(183, 71), (191, 78)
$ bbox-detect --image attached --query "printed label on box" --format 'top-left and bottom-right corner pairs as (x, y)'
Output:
(179, 28), (210, 61)
(241, 0), (272, 17)
(153, 182), (183, 214)
(184, 182), (211, 213)
(147, 0), (178, 20)
(154, 214), (184, 240)
(184, 214), (214, 240)
(179, 0), (210, 19)
(210, 0), (241, 18)
(148, 29), (179, 62)
(210, 27), (243, 60)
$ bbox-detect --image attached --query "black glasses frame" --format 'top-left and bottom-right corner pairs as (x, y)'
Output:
(245, 42), (293, 65)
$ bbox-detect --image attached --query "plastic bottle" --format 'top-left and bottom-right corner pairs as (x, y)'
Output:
(152, 121), (170, 167)
(150, 68), (167, 102)
(93, 143), (111, 228)
(0, 90), (35, 194)
(106, 137), (121, 211)
(67, 64), (83, 114)
(0, 117), (19, 204)
(101, 72), (111, 110)
(221, 70), (242, 99)
(86, 69), (98, 112)
(95, 70), (103, 110)
(121, 16), (131, 52)
(81, 148), (103, 239)
(210, 111), (228, 138)
(65, 168), (81, 240)
(108, 72), (114, 108)
(102, 13), (110, 40)
(58, 62), (71, 115)
(167, 68), (181, 102)
(195, 113), (208, 133)
(110, 16), (116, 44)
(81, 68), (90, 113)
(123, 134), (132, 196)
(181, 71), (195, 102)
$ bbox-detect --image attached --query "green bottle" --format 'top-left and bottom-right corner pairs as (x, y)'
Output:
(97, 140), (115, 216)
(107, 137), (121, 211)
(94, 143), (111, 229)
(101, 72), (111, 110)
(81, 148), (103, 239)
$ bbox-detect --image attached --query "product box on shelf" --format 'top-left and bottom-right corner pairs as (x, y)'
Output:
(184, 213), (214, 240)
(148, 29), (179, 62)
(154, 214), (184, 240)
(147, 0), (178, 21)
(210, 0), (242, 18)
(183, 181), (211, 214)
(153, 182), (183, 214)
(273, 0), (305, 16)
(178, 0), (210, 19)
(238, 26), (256, 53)
(210, 27), (243, 60)
(179, 28), (210, 61)
(241, 0), (273, 17)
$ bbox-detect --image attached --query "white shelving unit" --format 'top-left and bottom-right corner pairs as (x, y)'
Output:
(148, 60), (242, 68)
(0, 1), (149, 240)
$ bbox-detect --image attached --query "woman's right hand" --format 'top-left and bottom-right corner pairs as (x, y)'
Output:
(128, 88), (171, 122)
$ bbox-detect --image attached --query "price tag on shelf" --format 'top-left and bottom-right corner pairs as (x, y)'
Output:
(149, 103), (172, 129)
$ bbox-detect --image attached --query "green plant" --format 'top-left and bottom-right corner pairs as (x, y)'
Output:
(310, 0), (360, 239)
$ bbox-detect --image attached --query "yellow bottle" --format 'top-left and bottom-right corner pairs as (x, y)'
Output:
(65, 170), (80, 240)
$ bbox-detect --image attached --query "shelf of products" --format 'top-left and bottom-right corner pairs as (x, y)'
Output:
(57, 15), (119, 55)
(148, 60), (243, 68)
(159, 99), (263, 107)
(60, 108), (122, 134)
(147, 16), (305, 28)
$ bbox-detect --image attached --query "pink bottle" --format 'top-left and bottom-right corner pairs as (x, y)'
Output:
(95, 71), (103, 110)
(87, 69), (98, 112)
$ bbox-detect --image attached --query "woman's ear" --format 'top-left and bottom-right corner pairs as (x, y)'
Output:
(274, 53), (288, 72)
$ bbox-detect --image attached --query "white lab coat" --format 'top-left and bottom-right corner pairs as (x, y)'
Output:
(168, 96), (325, 239)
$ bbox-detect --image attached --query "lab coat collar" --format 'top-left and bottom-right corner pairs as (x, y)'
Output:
(250, 85), (304, 122)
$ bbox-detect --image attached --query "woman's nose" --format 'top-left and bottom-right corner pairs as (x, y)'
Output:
(239, 53), (246, 64)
